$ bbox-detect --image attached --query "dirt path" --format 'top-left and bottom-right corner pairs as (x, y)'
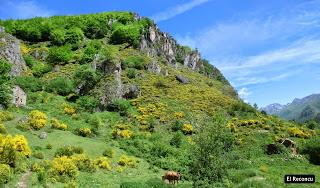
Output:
(16, 170), (31, 188)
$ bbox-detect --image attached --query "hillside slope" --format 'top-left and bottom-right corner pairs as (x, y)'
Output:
(0, 12), (319, 188)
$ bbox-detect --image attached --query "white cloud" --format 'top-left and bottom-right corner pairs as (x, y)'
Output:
(238, 87), (251, 101)
(176, 2), (320, 89)
(0, 0), (53, 19)
(151, 0), (212, 22)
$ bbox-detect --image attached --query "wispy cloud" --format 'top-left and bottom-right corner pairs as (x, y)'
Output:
(0, 0), (53, 19)
(238, 87), (251, 102)
(151, 0), (211, 22)
(176, 1), (320, 89)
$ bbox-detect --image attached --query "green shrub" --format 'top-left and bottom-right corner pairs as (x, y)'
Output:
(76, 96), (98, 112)
(84, 19), (109, 39)
(0, 164), (11, 184)
(46, 77), (74, 96)
(33, 152), (44, 159)
(71, 154), (97, 172)
(46, 144), (53, 150)
(74, 65), (99, 95)
(123, 55), (146, 70)
(0, 59), (12, 108)
(171, 121), (183, 132)
(47, 45), (73, 65)
(190, 113), (235, 185)
(107, 99), (131, 116)
(80, 41), (102, 64)
(170, 132), (184, 148)
(24, 55), (52, 77)
(0, 124), (7, 134)
(65, 27), (84, 45)
(102, 148), (115, 158)
(77, 128), (92, 137)
(110, 24), (141, 47)
(55, 146), (83, 157)
(302, 137), (320, 165)
(14, 76), (44, 92)
(127, 68), (137, 79)
(50, 28), (66, 45)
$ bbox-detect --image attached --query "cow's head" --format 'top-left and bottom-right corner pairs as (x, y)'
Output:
(177, 172), (182, 180)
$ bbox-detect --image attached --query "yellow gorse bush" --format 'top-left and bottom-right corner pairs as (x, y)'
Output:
(0, 134), (31, 166)
(112, 129), (133, 139)
(63, 103), (76, 115)
(118, 155), (137, 168)
(0, 111), (14, 122)
(49, 156), (79, 182)
(182, 124), (193, 135)
(51, 118), (68, 131)
(94, 157), (112, 170)
(0, 124), (7, 134)
(28, 110), (47, 130)
(287, 127), (313, 138)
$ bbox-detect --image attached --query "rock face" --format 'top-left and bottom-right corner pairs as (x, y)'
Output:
(147, 60), (161, 74)
(0, 28), (27, 76)
(139, 25), (202, 70)
(12, 85), (27, 107)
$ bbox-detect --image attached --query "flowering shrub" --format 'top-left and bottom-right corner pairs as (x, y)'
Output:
(77, 128), (92, 137)
(118, 155), (137, 168)
(0, 111), (14, 122)
(173, 112), (184, 119)
(0, 134), (31, 167)
(288, 127), (311, 138)
(0, 163), (11, 184)
(94, 157), (112, 170)
(49, 156), (79, 182)
(112, 129), (133, 139)
(55, 146), (84, 157)
(71, 154), (97, 172)
(51, 118), (68, 131)
(63, 103), (76, 115)
(102, 148), (115, 158)
(182, 124), (193, 135)
(28, 110), (47, 130)
(31, 162), (44, 172)
(0, 124), (7, 134)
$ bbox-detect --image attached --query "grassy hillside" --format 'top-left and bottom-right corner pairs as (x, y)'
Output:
(0, 12), (319, 188)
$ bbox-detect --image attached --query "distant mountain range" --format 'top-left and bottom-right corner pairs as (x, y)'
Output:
(261, 94), (320, 122)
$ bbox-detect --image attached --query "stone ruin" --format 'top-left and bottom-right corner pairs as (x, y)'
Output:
(12, 85), (27, 107)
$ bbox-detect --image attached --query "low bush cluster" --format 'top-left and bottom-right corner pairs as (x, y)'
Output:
(28, 110), (47, 130)
(0, 124), (7, 134)
(94, 157), (112, 170)
(118, 155), (137, 168)
(0, 163), (11, 184)
(51, 118), (68, 131)
(63, 103), (76, 115)
(71, 154), (97, 172)
(0, 134), (31, 167)
(55, 146), (84, 157)
(49, 156), (79, 182)
(112, 129), (133, 139)
(182, 124), (193, 135)
(102, 148), (115, 158)
(0, 111), (14, 122)
(77, 128), (92, 137)
(287, 127), (312, 138)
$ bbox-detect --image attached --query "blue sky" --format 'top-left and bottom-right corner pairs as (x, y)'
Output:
(1, 0), (320, 107)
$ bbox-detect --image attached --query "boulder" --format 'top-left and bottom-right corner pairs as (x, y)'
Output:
(39, 132), (48, 139)
(175, 75), (189, 84)
(147, 60), (161, 74)
(12, 85), (27, 107)
(0, 30), (27, 76)
(123, 85), (140, 99)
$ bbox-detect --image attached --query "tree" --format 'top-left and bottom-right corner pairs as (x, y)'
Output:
(190, 113), (234, 187)
(0, 60), (12, 108)
(50, 29), (66, 45)
(253, 103), (258, 110)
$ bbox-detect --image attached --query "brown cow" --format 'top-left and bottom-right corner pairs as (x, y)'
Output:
(162, 171), (181, 184)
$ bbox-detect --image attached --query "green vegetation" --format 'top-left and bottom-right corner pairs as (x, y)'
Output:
(0, 59), (12, 108)
(0, 12), (318, 188)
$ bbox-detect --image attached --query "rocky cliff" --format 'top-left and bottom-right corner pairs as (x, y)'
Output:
(0, 27), (27, 76)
